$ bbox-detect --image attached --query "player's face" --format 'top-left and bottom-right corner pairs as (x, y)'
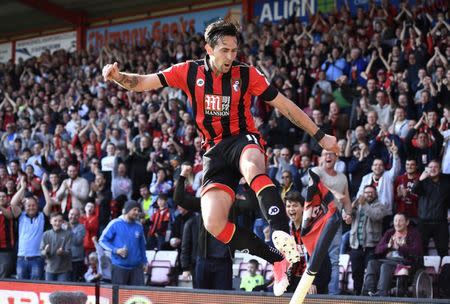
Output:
(207, 35), (238, 74)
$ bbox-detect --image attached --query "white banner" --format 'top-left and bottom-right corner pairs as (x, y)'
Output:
(15, 31), (77, 63)
(0, 42), (12, 63)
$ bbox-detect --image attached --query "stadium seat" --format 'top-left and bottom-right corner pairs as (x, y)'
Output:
(146, 250), (156, 264)
(440, 256), (450, 271)
(148, 260), (172, 286)
(346, 263), (354, 292)
(423, 255), (441, 282)
(235, 251), (268, 268)
(155, 250), (178, 267)
(339, 254), (350, 291)
(264, 264), (273, 281)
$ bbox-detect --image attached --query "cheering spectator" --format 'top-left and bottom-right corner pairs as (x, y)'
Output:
(0, 190), (21, 278)
(41, 212), (72, 282)
(349, 185), (389, 295)
(405, 113), (444, 171)
(413, 160), (450, 257)
(56, 165), (89, 215)
(363, 213), (422, 297)
(67, 208), (86, 282)
(147, 194), (171, 250)
(394, 158), (419, 221)
(11, 177), (52, 280)
(79, 202), (99, 256)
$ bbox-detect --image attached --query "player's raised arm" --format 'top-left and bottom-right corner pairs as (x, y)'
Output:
(102, 62), (163, 92)
(269, 92), (339, 154)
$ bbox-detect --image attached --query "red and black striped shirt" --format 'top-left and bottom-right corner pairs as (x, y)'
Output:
(157, 56), (278, 150)
(0, 206), (15, 251)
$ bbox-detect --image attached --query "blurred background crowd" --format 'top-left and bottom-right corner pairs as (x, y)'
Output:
(0, 0), (449, 298)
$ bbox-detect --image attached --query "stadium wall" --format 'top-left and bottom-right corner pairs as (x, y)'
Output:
(1, 279), (449, 304)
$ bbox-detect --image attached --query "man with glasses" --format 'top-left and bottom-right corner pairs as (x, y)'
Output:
(273, 147), (298, 186)
(280, 170), (298, 201)
(349, 185), (389, 295)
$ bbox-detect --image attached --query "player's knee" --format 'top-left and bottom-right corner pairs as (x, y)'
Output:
(203, 215), (226, 236)
(242, 163), (264, 182)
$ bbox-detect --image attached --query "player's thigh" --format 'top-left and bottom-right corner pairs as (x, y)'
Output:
(226, 133), (266, 183)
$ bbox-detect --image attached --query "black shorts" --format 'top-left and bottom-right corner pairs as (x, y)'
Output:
(201, 133), (265, 199)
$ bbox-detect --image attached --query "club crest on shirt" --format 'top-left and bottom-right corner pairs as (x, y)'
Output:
(232, 78), (241, 92)
(204, 94), (230, 116)
(196, 78), (205, 87)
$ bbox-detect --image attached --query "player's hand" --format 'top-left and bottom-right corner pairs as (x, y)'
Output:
(180, 164), (192, 177)
(102, 62), (120, 82)
(181, 271), (192, 280)
(319, 134), (339, 155)
(343, 213), (352, 225)
(308, 284), (317, 294)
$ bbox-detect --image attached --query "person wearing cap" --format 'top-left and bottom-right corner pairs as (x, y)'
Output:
(99, 200), (147, 285)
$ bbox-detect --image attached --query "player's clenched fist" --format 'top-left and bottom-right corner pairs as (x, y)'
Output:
(102, 62), (120, 82)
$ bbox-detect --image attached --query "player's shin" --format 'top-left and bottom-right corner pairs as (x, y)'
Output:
(250, 174), (290, 233)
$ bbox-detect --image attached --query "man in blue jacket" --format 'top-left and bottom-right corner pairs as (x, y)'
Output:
(99, 200), (147, 285)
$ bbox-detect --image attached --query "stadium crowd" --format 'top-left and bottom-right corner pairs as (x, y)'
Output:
(0, 0), (449, 298)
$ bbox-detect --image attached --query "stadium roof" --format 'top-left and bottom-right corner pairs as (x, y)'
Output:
(0, 0), (235, 41)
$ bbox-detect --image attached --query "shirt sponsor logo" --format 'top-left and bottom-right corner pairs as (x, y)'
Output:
(204, 94), (230, 116)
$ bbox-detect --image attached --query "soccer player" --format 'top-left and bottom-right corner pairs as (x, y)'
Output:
(102, 20), (338, 295)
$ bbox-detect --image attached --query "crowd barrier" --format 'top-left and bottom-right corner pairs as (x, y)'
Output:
(1, 279), (449, 304)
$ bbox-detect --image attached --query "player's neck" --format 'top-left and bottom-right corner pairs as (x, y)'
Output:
(208, 58), (221, 76)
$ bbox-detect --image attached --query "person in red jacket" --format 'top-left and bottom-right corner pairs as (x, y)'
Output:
(79, 202), (99, 256)
(147, 194), (171, 250)
(394, 158), (419, 221)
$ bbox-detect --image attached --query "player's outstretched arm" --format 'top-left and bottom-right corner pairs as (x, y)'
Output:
(270, 93), (339, 154)
(102, 62), (163, 92)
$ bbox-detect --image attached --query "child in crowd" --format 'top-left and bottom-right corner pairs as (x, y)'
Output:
(41, 212), (72, 282)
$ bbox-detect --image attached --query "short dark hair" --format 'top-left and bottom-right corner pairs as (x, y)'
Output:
(405, 157), (417, 163)
(284, 190), (305, 207)
(363, 185), (377, 192)
(395, 212), (409, 221)
(248, 259), (259, 267)
(204, 19), (239, 48)
(50, 212), (63, 219)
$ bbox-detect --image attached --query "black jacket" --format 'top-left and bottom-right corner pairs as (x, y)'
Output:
(180, 214), (199, 271)
(413, 174), (450, 222)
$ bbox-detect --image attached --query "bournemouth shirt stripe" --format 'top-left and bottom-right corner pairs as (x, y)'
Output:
(186, 62), (206, 140)
(203, 67), (217, 145)
(238, 66), (249, 133)
(220, 72), (232, 139)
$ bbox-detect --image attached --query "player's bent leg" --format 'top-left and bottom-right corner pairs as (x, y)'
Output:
(240, 147), (299, 296)
(201, 187), (234, 238)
